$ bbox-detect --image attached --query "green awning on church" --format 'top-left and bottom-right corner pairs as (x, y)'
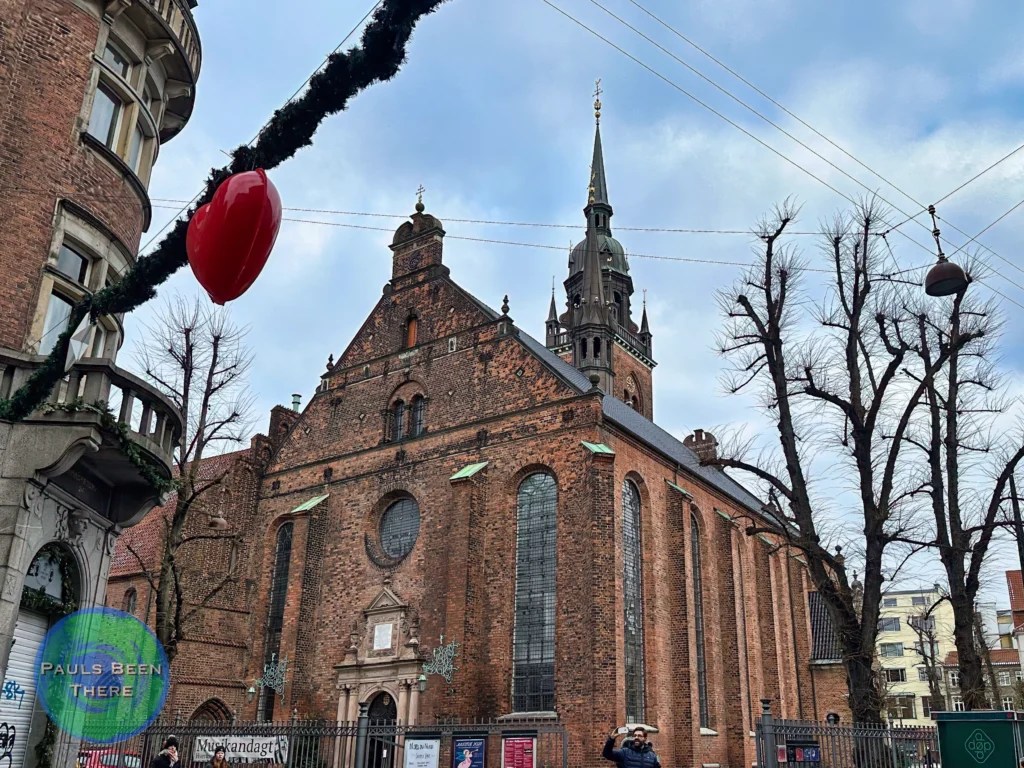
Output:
(450, 461), (489, 480)
(581, 441), (615, 455)
(291, 493), (329, 513)
(666, 480), (693, 499)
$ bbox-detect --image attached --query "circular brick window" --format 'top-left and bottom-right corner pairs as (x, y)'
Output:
(379, 498), (420, 559)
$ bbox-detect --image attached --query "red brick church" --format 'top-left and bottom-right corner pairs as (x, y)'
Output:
(108, 106), (845, 767)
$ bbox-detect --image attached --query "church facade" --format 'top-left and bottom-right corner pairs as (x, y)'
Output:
(109, 108), (837, 768)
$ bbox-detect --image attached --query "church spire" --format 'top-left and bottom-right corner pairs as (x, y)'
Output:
(588, 80), (612, 232)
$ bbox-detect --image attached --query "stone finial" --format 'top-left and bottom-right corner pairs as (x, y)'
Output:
(326, 354), (334, 371)
(501, 295), (510, 315)
(683, 429), (719, 464)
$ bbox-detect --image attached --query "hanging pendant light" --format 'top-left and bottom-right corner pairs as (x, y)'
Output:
(924, 255), (969, 296)
(923, 204), (969, 296)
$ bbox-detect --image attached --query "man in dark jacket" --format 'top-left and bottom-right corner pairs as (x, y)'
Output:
(602, 727), (660, 768)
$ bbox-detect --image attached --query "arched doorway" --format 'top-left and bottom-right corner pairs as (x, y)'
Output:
(191, 698), (233, 723)
(366, 691), (398, 768)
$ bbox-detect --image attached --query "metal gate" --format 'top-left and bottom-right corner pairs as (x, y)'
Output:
(756, 701), (939, 768)
(63, 713), (568, 768)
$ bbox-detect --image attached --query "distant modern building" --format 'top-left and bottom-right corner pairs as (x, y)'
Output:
(876, 587), (956, 725)
(0, 0), (201, 764)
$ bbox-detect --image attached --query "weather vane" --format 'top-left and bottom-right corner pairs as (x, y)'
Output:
(417, 184), (425, 205)
(593, 78), (603, 123)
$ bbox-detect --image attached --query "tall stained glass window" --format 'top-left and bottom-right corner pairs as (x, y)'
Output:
(623, 480), (645, 722)
(691, 514), (709, 728)
(259, 522), (293, 721)
(512, 473), (557, 712)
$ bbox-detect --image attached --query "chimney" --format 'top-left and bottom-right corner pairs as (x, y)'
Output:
(291, 393), (302, 412)
(683, 429), (718, 464)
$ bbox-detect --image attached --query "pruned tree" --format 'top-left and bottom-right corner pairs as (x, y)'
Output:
(907, 598), (947, 715)
(126, 296), (255, 661)
(710, 199), (977, 723)
(906, 258), (1024, 710)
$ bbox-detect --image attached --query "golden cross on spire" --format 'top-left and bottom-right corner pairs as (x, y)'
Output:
(593, 78), (603, 123)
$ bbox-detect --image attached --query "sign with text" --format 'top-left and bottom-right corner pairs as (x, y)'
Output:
(502, 737), (535, 768)
(452, 738), (485, 768)
(193, 735), (289, 763)
(403, 738), (440, 768)
(784, 741), (821, 763)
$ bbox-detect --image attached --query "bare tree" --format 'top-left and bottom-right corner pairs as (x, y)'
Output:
(908, 265), (1024, 709)
(907, 599), (947, 715)
(711, 200), (976, 723)
(128, 296), (255, 661)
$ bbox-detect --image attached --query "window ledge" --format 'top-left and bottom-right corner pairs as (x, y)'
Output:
(700, 727), (718, 737)
(497, 711), (558, 722)
(80, 132), (153, 231)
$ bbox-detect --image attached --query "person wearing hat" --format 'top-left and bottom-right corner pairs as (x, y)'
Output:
(150, 736), (179, 768)
(208, 744), (230, 768)
(602, 726), (661, 768)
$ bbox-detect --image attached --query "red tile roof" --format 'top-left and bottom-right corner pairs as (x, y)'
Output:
(944, 648), (1022, 666)
(109, 449), (247, 577)
(1008, 570), (1024, 613)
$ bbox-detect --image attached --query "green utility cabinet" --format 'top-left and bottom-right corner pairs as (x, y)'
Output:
(934, 710), (1024, 766)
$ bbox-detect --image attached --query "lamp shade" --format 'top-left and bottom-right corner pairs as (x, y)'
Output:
(924, 257), (968, 296)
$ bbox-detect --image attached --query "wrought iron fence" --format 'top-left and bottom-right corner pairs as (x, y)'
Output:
(59, 713), (568, 768)
(756, 701), (939, 768)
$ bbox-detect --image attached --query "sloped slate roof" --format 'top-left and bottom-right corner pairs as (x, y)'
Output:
(808, 591), (843, 661)
(516, 328), (765, 514)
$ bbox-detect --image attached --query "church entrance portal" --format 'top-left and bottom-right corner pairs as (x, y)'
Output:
(366, 691), (398, 768)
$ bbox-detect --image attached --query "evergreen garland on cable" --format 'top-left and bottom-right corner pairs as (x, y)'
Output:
(0, 0), (448, 423)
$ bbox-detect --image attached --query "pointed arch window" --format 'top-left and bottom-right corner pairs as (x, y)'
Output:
(390, 400), (406, 442)
(259, 522), (293, 722)
(623, 480), (645, 722)
(593, 338), (602, 358)
(512, 473), (557, 712)
(410, 395), (426, 437)
(405, 315), (418, 348)
(580, 339), (588, 359)
(691, 513), (710, 728)
(122, 587), (138, 615)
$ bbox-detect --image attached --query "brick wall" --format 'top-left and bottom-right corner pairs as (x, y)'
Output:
(0, 0), (147, 350)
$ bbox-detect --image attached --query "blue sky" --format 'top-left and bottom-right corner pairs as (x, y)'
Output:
(131, 0), (1024, 606)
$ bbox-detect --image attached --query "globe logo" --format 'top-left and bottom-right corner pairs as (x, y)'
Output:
(34, 608), (169, 744)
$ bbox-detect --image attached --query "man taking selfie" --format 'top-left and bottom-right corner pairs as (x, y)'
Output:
(602, 726), (661, 768)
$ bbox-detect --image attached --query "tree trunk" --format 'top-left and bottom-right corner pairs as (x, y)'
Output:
(951, 597), (987, 709)
(845, 646), (883, 723)
(975, 613), (999, 708)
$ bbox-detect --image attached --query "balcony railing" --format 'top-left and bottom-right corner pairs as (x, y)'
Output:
(0, 351), (181, 476)
(546, 322), (652, 359)
(140, 0), (202, 78)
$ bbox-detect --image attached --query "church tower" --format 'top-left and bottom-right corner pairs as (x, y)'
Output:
(546, 83), (656, 418)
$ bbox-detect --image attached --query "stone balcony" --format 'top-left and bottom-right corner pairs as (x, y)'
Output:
(0, 351), (182, 527)
(125, 0), (202, 141)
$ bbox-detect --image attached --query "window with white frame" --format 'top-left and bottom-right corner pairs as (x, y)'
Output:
(999, 671), (1011, 686)
(884, 668), (907, 683)
(879, 617), (901, 632)
(1016, 670), (1024, 682)
(953, 697), (965, 712)
(911, 595), (927, 606)
(918, 667), (931, 682)
(880, 643), (905, 658)
(883, 597), (898, 607)
(886, 695), (916, 720)
(949, 670), (960, 687)
(1003, 696), (1015, 711)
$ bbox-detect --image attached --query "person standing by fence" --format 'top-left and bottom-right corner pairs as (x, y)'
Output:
(602, 727), (661, 768)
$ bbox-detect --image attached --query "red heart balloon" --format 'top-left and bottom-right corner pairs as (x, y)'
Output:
(186, 169), (282, 305)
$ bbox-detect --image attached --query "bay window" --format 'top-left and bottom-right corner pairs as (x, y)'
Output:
(87, 82), (123, 149)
